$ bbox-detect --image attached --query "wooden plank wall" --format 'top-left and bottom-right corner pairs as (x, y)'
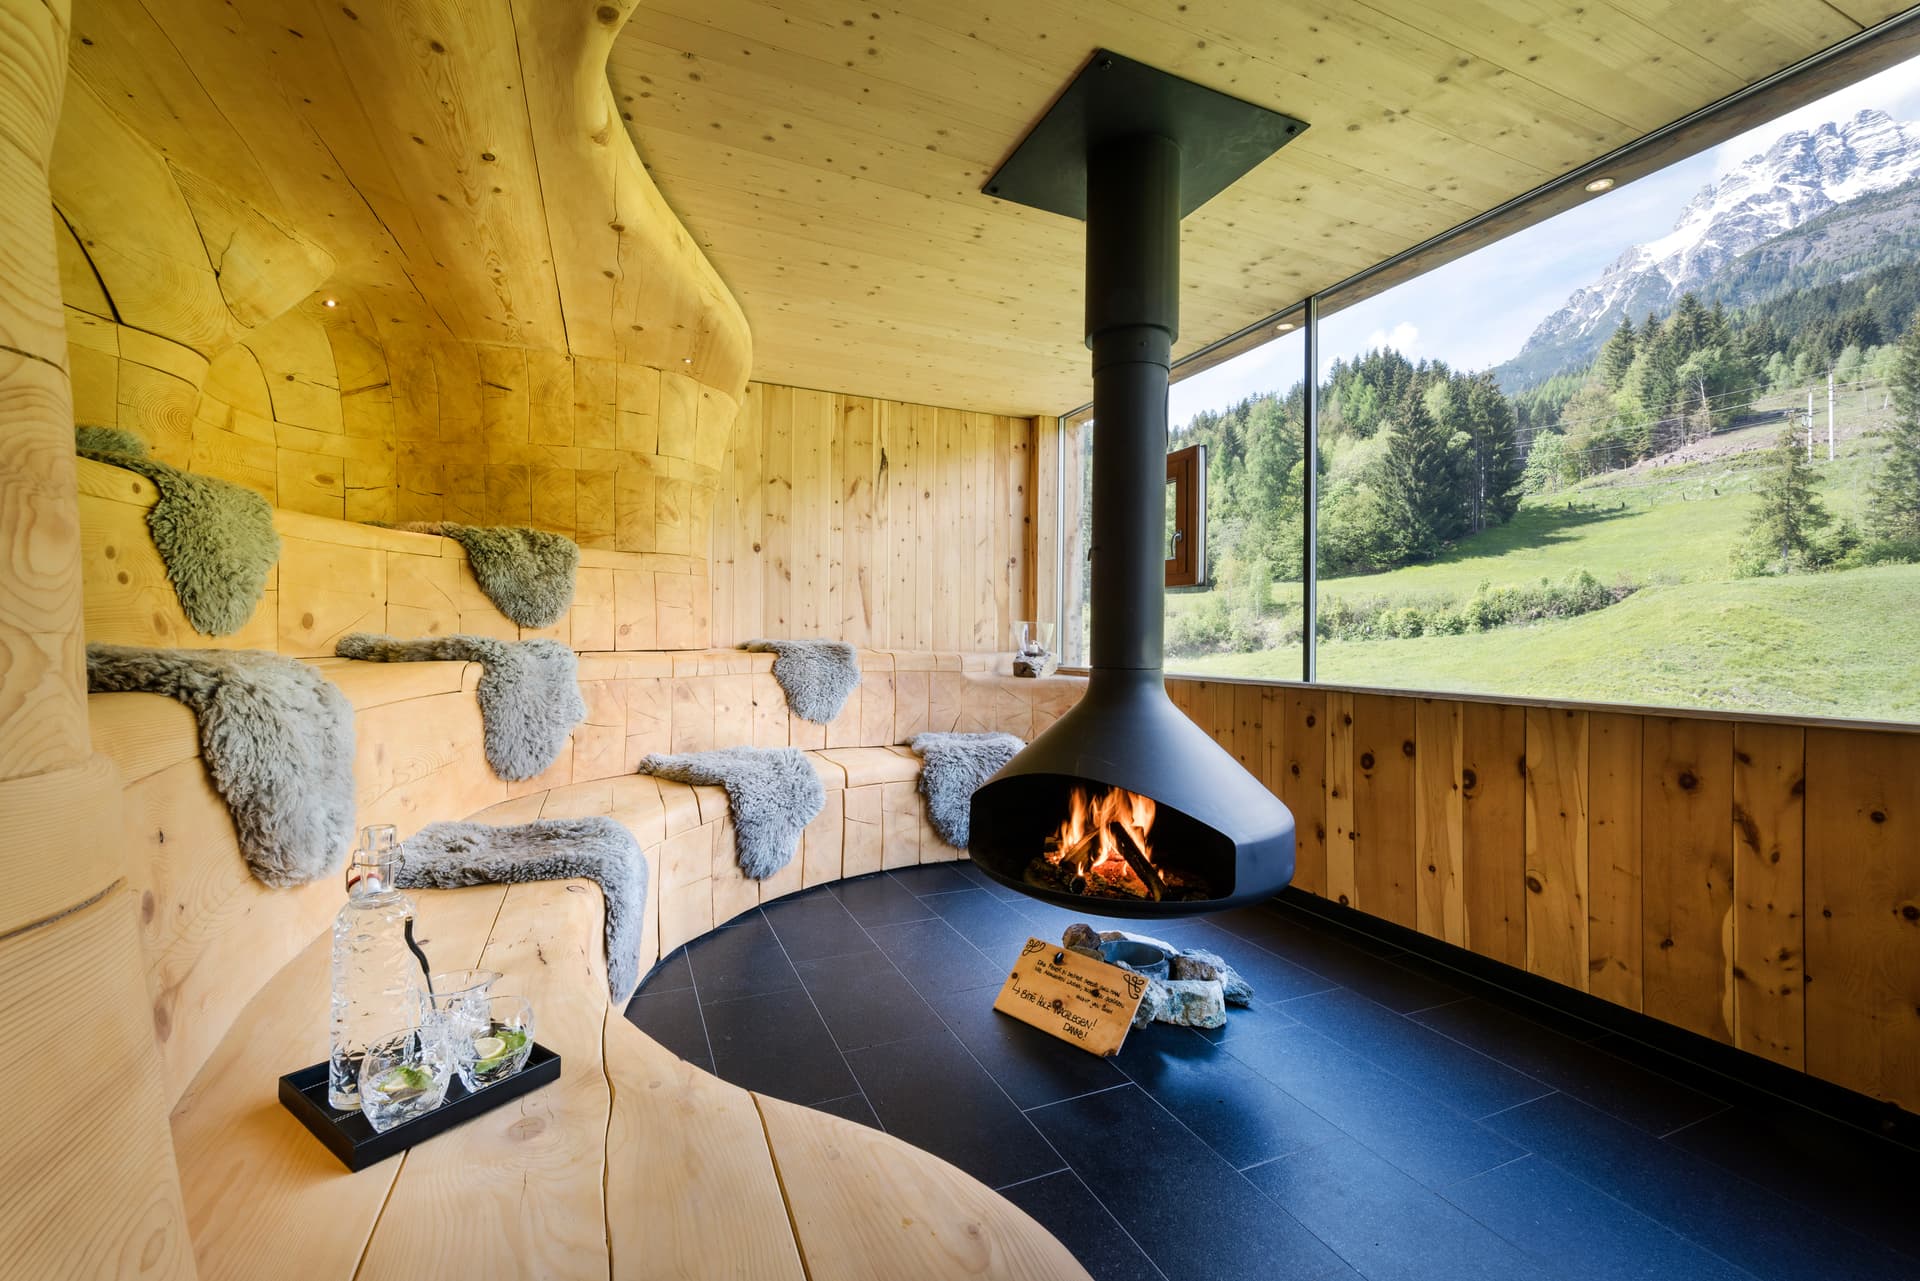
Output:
(710, 383), (1038, 651)
(1165, 677), (1920, 1115)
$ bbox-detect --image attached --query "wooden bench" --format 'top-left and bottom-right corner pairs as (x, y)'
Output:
(91, 657), (1091, 1280)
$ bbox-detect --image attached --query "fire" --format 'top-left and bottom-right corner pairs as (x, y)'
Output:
(1043, 786), (1166, 899)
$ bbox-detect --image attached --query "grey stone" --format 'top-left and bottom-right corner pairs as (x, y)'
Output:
(1159, 978), (1227, 1028)
(1131, 976), (1172, 1028)
(1062, 923), (1103, 952)
(1171, 948), (1253, 1006)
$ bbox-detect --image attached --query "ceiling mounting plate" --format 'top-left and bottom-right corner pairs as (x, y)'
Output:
(983, 49), (1308, 221)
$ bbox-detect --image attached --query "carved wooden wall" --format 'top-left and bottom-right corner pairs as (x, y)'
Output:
(710, 384), (1040, 651)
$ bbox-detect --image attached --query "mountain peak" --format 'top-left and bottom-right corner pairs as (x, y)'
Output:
(1504, 106), (1920, 383)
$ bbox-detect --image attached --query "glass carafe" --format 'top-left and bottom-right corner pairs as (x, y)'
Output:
(328, 825), (428, 1110)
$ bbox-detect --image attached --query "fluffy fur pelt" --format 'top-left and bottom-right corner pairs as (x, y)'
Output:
(741, 639), (861, 723)
(910, 731), (1024, 849)
(76, 426), (280, 637)
(379, 521), (578, 629)
(86, 643), (355, 887)
(335, 633), (586, 782)
(398, 818), (649, 1004)
(639, 746), (824, 880)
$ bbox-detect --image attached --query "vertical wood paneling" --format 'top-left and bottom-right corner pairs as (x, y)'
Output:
(1587, 712), (1644, 1010)
(1643, 717), (1736, 1045)
(1350, 694), (1416, 928)
(1805, 729), (1920, 1111)
(712, 385), (1029, 650)
(1230, 684), (1264, 778)
(1732, 723), (1806, 1071)
(1031, 415), (1058, 639)
(1525, 707), (1589, 991)
(1415, 699), (1466, 947)
(1280, 688), (1328, 900)
(1325, 692), (1356, 908)
(1463, 701), (1527, 968)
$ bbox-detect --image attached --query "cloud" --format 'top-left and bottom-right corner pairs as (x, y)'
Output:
(1363, 321), (1420, 354)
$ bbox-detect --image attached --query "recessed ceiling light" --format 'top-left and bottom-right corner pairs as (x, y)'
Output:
(1275, 321), (1297, 332)
(322, 297), (339, 308)
(682, 356), (693, 363)
(1584, 176), (1615, 193)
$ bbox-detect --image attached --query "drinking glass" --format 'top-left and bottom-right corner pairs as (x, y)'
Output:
(427, 969), (501, 1051)
(357, 1025), (453, 1132)
(453, 995), (536, 1091)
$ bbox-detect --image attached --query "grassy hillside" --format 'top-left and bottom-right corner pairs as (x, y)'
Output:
(1165, 386), (1916, 722)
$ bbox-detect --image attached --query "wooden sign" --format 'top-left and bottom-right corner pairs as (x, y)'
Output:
(992, 938), (1147, 1057)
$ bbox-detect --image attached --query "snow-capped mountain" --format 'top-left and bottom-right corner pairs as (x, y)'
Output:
(1502, 108), (1920, 385)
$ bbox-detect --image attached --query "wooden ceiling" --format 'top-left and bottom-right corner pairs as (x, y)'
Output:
(608, 0), (1912, 415)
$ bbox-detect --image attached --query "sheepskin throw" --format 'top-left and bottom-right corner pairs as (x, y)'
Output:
(910, 732), (1024, 849)
(86, 643), (355, 887)
(742, 639), (860, 723)
(380, 521), (578, 629)
(76, 426), (280, 637)
(398, 818), (649, 1003)
(335, 633), (586, 782)
(639, 747), (824, 879)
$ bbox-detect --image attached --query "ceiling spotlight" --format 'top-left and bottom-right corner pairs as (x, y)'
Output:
(682, 356), (693, 363)
(1275, 320), (1297, 332)
(322, 297), (339, 308)
(1583, 176), (1615, 193)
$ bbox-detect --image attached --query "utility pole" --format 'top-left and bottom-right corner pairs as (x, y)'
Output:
(1828, 370), (1835, 461)
(1806, 390), (1815, 462)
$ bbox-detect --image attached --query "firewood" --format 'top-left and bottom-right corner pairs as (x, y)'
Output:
(1106, 821), (1167, 901)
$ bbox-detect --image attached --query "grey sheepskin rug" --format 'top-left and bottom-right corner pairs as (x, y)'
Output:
(335, 633), (586, 782)
(742, 639), (860, 723)
(911, 731), (1024, 849)
(639, 747), (824, 880)
(76, 426), (280, 637)
(86, 643), (354, 887)
(398, 818), (649, 1004)
(379, 521), (578, 629)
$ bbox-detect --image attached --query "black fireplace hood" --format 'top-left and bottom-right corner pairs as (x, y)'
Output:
(968, 52), (1302, 919)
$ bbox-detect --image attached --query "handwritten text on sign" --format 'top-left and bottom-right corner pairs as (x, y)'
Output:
(991, 938), (1148, 1057)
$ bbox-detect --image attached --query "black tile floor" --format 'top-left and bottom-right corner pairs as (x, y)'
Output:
(623, 865), (1920, 1281)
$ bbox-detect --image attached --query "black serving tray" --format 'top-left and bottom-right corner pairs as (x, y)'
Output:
(278, 1042), (561, 1171)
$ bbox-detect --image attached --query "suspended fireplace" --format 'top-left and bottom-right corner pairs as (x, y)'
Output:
(969, 52), (1302, 919)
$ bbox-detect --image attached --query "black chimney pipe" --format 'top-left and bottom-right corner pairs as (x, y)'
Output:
(966, 53), (1303, 918)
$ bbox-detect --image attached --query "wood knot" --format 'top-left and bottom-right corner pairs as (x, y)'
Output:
(1524, 875), (1544, 894)
(1870, 810), (1887, 824)
(1677, 771), (1697, 791)
(596, 3), (622, 22)
(1401, 740), (1415, 757)
(1337, 894), (1349, 905)
(140, 890), (156, 924)
(480, 151), (496, 163)
(1290, 763), (1301, 777)
(302, 612), (315, 628)
(104, 544), (116, 559)
(1461, 767), (1478, 792)
(1658, 937), (1674, 949)
(428, 38), (445, 52)
(1902, 905), (1919, 922)
(116, 571), (129, 585)
(153, 1000), (172, 1041)
(1359, 752), (1375, 770)
(508, 1116), (546, 1141)
(1305, 714), (1316, 728)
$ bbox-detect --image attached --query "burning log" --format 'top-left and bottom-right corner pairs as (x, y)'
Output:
(1106, 821), (1166, 901)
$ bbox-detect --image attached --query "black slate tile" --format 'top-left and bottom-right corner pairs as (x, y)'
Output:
(811, 1092), (882, 1130)
(920, 981), (1127, 1110)
(1114, 1020), (1342, 1169)
(999, 1170), (1168, 1281)
(684, 913), (802, 1005)
(701, 989), (856, 1106)
(637, 946), (694, 994)
(1445, 1154), (1760, 1281)
(1009, 898), (1166, 942)
(844, 1028), (1064, 1189)
(1029, 1084), (1344, 1281)
(865, 916), (1008, 997)
(1225, 1022), (1526, 1188)
(886, 863), (978, 896)
(622, 985), (711, 1072)
(1412, 997), (1725, 1135)
(1285, 987), (1555, 1120)
(951, 859), (1031, 902)
(1485, 1091), (1918, 1281)
(795, 948), (947, 1052)
(761, 887), (877, 963)
(1190, 1002), (1296, 1045)
(922, 888), (1048, 958)
(1245, 1137), (1554, 1281)
(831, 870), (935, 926)
(1664, 1105), (1920, 1264)
(1207, 908), (1467, 1012)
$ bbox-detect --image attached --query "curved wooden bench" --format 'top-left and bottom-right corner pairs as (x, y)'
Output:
(90, 669), (1090, 1280)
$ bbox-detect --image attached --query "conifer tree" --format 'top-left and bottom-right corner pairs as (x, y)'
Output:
(1741, 426), (1831, 572)
(1867, 317), (1920, 542)
(1465, 373), (1524, 527)
(1372, 389), (1461, 562)
(1599, 317), (1637, 391)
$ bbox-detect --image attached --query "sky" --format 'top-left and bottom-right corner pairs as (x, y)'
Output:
(1167, 52), (1920, 430)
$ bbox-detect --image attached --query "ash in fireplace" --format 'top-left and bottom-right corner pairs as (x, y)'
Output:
(1062, 922), (1252, 1030)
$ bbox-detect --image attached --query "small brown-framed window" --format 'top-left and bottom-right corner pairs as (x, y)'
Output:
(1165, 443), (1206, 588)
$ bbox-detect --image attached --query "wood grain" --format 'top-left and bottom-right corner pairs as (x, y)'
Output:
(1642, 717), (1736, 1044)
(1586, 712), (1644, 1010)
(1524, 707), (1589, 991)
(1732, 723), (1806, 1071)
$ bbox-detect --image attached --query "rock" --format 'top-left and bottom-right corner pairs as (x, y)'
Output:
(1157, 978), (1227, 1028)
(1131, 975), (1171, 1028)
(1061, 923), (1102, 952)
(1171, 948), (1253, 1006)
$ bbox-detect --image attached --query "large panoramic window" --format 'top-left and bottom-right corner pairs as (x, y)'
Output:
(1069, 50), (1920, 723)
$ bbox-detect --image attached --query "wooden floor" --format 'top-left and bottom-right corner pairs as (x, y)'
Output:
(631, 866), (1920, 1281)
